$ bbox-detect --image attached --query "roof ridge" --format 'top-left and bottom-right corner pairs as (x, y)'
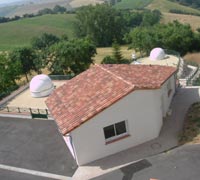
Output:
(96, 64), (134, 87)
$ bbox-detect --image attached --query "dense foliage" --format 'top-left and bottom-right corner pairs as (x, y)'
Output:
(0, 53), (21, 98)
(49, 38), (96, 74)
(128, 21), (200, 56)
(74, 4), (161, 47)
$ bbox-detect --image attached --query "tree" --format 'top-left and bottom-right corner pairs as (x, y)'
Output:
(9, 47), (38, 82)
(49, 38), (96, 75)
(53, 5), (66, 14)
(74, 4), (126, 47)
(128, 21), (198, 56)
(0, 53), (21, 95)
(37, 8), (54, 16)
(101, 41), (130, 64)
(141, 10), (162, 26)
(31, 33), (60, 50)
(31, 33), (61, 72)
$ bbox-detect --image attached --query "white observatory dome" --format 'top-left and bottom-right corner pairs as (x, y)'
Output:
(150, 48), (165, 61)
(30, 74), (54, 98)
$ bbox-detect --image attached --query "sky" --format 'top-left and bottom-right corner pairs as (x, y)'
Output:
(0, 0), (25, 5)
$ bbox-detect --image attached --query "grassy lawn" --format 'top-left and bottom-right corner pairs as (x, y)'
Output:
(94, 46), (134, 64)
(0, 13), (76, 51)
(114, 0), (153, 9)
(179, 102), (200, 145)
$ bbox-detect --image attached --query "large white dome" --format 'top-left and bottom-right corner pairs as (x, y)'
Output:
(150, 48), (165, 61)
(30, 74), (54, 98)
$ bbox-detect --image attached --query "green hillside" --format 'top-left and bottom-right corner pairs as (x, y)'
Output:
(146, 0), (200, 14)
(115, 0), (200, 15)
(0, 13), (76, 51)
(114, 0), (153, 9)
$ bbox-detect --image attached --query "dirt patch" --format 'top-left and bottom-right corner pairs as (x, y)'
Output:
(179, 102), (200, 145)
(184, 53), (200, 64)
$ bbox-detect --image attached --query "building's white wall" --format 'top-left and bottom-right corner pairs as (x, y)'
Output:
(161, 75), (176, 117)
(66, 74), (176, 165)
(70, 89), (164, 165)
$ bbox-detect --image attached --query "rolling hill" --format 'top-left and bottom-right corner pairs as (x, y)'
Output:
(114, 0), (200, 15)
(0, 0), (104, 17)
(0, 13), (76, 51)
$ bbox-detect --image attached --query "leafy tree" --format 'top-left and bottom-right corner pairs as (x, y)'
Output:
(141, 10), (162, 26)
(31, 33), (60, 72)
(49, 38), (96, 75)
(9, 47), (38, 82)
(74, 4), (126, 47)
(128, 21), (199, 56)
(0, 53), (21, 94)
(31, 33), (60, 50)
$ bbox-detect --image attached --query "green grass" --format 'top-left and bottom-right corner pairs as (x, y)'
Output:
(146, 0), (200, 14)
(114, 0), (153, 9)
(0, 13), (76, 51)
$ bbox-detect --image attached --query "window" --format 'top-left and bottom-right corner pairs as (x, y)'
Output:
(103, 121), (128, 142)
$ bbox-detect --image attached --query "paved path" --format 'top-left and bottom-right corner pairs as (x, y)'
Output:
(92, 144), (200, 180)
(73, 87), (200, 180)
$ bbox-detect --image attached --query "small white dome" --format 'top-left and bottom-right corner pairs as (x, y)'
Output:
(30, 74), (54, 98)
(150, 48), (165, 61)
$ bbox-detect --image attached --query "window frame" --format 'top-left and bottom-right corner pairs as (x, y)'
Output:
(167, 80), (172, 97)
(103, 120), (129, 143)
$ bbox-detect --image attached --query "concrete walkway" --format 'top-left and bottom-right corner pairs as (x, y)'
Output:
(73, 87), (200, 180)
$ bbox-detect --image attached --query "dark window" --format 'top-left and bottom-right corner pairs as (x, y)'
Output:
(115, 121), (126, 135)
(103, 121), (127, 140)
(104, 125), (115, 139)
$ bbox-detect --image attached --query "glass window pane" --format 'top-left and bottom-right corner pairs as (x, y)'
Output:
(104, 125), (115, 139)
(115, 121), (126, 135)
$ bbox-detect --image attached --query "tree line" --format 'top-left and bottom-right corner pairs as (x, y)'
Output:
(0, 5), (71, 24)
(168, 0), (200, 9)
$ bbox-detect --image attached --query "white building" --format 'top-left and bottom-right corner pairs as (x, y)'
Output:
(46, 64), (177, 165)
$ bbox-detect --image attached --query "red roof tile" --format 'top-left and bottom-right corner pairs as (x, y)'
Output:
(46, 64), (177, 135)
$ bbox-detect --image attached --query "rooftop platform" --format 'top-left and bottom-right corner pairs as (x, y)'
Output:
(6, 81), (67, 110)
(137, 55), (179, 67)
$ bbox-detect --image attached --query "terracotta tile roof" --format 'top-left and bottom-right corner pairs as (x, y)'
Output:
(46, 64), (177, 135)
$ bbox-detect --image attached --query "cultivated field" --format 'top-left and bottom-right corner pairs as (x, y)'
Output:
(70, 0), (104, 8)
(146, 0), (200, 14)
(0, 14), (76, 51)
(114, 0), (153, 9)
(162, 13), (200, 31)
